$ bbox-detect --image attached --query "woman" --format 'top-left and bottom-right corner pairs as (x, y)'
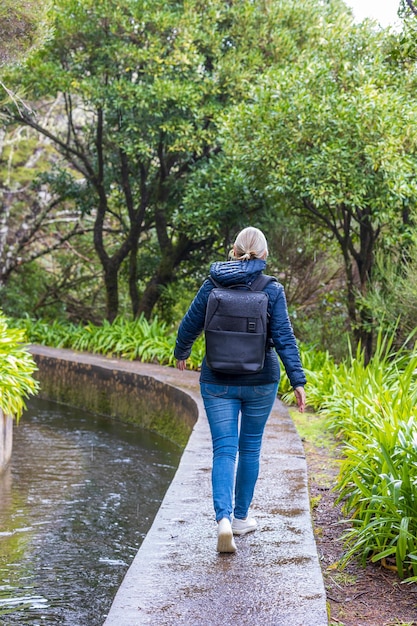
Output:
(174, 226), (306, 553)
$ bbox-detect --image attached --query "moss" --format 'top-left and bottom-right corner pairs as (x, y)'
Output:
(148, 411), (191, 448)
(0, 0), (51, 67)
(33, 355), (196, 448)
(0, 138), (58, 188)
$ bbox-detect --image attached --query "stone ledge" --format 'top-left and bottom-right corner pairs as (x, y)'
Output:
(30, 346), (197, 447)
(0, 410), (13, 473)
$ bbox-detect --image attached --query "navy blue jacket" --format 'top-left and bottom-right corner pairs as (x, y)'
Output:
(174, 259), (306, 388)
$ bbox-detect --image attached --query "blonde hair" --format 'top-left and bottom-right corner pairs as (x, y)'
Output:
(231, 227), (268, 261)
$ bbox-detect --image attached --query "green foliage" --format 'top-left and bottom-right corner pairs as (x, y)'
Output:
(14, 314), (206, 370)
(280, 326), (417, 580)
(328, 343), (417, 580)
(0, 265), (49, 320)
(288, 331), (417, 580)
(290, 407), (335, 452)
(13, 316), (78, 348)
(222, 16), (417, 355)
(289, 296), (348, 362)
(70, 316), (178, 364)
(358, 242), (417, 347)
(279, 343), (336, 405)
(0, 122), (94, 319)
(0, 313), (39, 419)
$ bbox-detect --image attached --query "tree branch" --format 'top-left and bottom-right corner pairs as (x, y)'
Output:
(406, 0), (417, 16)
(9, 109), (96, 182)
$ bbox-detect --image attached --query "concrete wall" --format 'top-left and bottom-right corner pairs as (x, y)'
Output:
(31, 349), (198, 447)
(0, 410), (13, 473)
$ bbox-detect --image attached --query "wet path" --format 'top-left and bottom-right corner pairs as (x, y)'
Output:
(29, 347), (328, 625)
(103, 378), (328, 626)
(0, 397), (181, 625)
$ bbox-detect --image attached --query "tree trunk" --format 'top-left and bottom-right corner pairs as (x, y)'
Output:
(129, 241), (140, 318)
(355, 212), (376, 364)
(137, 276), (161, 320)
(103, 262), (119, 323)
(355, 310), (373, 365)
(136, 230), (198, 319)
(339, 218), (375, 364)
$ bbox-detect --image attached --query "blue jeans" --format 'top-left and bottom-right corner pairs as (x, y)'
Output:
(200, 382), (278, 522)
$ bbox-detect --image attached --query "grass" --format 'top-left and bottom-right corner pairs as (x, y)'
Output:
(289, 408), (335, 449)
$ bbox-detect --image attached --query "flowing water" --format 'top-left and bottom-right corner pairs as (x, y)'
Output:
(0, 397), (182, 625)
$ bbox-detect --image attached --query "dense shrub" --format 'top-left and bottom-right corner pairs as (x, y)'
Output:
(0, 313), (39, 419)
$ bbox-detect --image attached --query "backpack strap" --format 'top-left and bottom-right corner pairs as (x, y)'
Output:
(250, 274), (277, 348)
(207, 276), (221, 288)
(249, 274), (277, 291)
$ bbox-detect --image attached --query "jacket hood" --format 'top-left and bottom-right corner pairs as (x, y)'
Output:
(209, 259), (267, 286)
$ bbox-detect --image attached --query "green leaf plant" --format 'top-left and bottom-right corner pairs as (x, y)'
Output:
(0, 312), (39, 419)
(319, 333), (417, 580)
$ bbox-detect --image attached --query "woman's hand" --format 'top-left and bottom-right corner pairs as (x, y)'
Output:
(176, 360), (187, 371)
(294, 386), (306, 412)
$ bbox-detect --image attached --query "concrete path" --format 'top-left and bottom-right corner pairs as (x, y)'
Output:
(30, 347), (328, 625)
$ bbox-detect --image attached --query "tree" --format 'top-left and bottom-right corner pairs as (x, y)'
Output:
(223, 18), (417, 360)
(2, 0), (349, 322)
(0, 122), (88, 284)
(403, 0), (417, 16)
(0, 1), (79, 318)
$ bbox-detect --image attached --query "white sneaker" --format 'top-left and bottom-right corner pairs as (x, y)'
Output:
(217, 518), (237, 553)
(232, 516), (257, 536)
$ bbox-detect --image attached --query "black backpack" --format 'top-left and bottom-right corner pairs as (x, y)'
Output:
(204, 274), (276, 375)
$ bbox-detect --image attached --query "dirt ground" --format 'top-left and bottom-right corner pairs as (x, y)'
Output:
(304, 438), (417, 626)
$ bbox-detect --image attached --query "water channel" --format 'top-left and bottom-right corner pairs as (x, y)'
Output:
(0, 397), (183, 625)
